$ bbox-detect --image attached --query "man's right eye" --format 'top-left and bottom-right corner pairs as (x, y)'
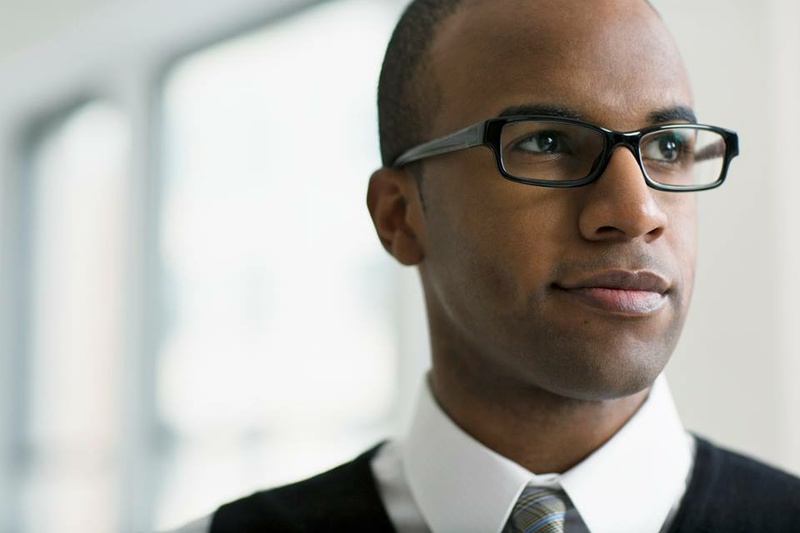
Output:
(514, 131), (566, 154)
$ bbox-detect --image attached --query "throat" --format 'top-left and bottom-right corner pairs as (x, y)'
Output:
(429, 370), (650, 474)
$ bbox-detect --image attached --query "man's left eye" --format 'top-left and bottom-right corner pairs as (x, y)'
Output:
(643, 133), (688, 162)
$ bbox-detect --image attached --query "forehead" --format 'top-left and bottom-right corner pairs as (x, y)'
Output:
(426, 0), (693, 133)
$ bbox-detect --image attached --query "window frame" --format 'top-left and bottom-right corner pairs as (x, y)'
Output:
(0, 1), (419, 531)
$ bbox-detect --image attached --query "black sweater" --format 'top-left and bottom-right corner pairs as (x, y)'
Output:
(210, 437), (800, 532)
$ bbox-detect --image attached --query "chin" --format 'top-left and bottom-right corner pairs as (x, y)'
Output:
(546, 354), (669, 401)
(556, 372), (660, 402)
(534, 321), (681, 400)
(514, 337), (672, 402)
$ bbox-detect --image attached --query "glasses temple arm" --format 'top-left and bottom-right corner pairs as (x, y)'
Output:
(693, 129), (739, 163)
(392, 122), (486, 167)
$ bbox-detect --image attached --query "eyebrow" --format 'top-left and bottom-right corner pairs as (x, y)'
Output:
(647, 106), (697, 124)
(497, 104), (698, 125)
(498, 104), (585, 120)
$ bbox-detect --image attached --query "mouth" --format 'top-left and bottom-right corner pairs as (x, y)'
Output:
(554, 270), (670, 316)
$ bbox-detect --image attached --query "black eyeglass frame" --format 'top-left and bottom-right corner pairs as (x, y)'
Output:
(392, 115), (740, 192)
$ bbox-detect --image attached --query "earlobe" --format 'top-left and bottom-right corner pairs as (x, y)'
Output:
(366, 167), (425, 266)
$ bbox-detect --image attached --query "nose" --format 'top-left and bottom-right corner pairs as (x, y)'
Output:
(577, 147), (668, 242)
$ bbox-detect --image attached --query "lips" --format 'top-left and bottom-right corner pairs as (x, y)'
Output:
(554, 270), (670, 315)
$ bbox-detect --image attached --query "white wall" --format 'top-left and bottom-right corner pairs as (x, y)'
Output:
(0, 0), (797, 494)
(654, 0), (800, 475)
(0, 0), (110, 57)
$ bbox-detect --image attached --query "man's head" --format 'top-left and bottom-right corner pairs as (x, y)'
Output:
(369, 0), (703, 403)
(378, 0), (664, 167)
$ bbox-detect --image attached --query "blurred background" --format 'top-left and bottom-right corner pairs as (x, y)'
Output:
(0, 0), (797, 531)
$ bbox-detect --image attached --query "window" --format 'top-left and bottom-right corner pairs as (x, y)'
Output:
(155, 1), (409, 527)
(19, 101), (130, 533)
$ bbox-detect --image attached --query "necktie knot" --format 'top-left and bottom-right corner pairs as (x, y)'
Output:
(503, 485), (568, 533)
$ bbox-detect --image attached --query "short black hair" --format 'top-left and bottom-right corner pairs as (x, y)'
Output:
(377, 0), (466, 167)
(377, 0), (660, 167)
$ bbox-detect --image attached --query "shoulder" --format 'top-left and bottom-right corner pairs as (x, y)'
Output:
(208, 443), (396, 533)
(693, 436), (800, 498)
(668, 436), (800, 532)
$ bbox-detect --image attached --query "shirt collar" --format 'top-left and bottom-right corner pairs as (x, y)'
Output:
(559, 375), (693, 533)
(402, 375), (692, 533)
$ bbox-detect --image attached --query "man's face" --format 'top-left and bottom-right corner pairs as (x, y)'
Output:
(416, 0), (696, 400)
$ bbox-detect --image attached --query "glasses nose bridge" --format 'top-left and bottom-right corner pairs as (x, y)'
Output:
(606, 130), (642, 156)
(594, 130), (647, 183)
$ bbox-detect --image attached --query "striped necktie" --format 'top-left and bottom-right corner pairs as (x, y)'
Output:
(503, 485), (568, 533)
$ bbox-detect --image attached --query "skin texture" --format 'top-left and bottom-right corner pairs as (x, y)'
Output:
(367, 0), (696, 473)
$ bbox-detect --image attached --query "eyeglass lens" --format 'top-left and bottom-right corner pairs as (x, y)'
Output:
(499, 120), (727, 187)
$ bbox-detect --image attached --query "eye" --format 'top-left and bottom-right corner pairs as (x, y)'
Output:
(514, 131), (568, 154)
(643, 131), (690, 162)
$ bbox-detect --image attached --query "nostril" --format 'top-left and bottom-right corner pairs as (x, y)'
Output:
(594, 226), (621, 236)
(592, 225), (626, 239)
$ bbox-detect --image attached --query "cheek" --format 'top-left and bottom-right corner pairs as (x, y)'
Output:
(489, 204), (577, 301)
(422, 174), (574, 310)
(658, 196), (697, 317)
(670, 197), (698, 279)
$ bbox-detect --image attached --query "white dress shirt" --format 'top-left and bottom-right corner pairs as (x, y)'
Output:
(168, 375), (693, 533)
(371, 374), (695, 533)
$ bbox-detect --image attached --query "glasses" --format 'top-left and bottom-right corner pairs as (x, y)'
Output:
(392, 116), (740, 192)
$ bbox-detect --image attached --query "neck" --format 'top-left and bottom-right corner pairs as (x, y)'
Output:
(429, 363), (650, 474)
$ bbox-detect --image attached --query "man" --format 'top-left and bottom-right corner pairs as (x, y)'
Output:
(175, 0), (800, 531)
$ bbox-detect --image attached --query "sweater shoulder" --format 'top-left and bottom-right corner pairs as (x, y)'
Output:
(669, 436), (800, 532)
(698, 436), (800, 496)
(209, 443), (395, 533)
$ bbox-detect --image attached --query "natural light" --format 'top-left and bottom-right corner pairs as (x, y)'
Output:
(156, 0), (406, 527)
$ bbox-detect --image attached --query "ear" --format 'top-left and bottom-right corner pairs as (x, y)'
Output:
(366, 167), (425, 266)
